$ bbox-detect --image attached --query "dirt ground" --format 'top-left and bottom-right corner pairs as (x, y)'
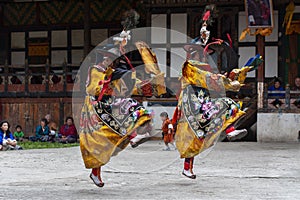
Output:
(0, 141), (299, 200)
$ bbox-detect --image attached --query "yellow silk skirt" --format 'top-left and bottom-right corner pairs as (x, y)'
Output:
(80, 96), (152, 168)
(175, 109), (245, 159)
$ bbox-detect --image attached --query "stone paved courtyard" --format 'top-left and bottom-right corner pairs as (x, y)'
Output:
(0, 141), (299, 200)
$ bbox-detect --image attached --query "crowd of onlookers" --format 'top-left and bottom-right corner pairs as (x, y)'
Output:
(0, 114), (78, 151)
(268, 76), (300, 108)
(28, 114), (78, 143)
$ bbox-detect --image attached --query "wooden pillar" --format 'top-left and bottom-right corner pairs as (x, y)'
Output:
(83, 0), (91, 57)
(62, 58), (67, 93)
(25, 59), (29, 95)
(166, 9), (171, 78)
(59, 100), (64, 128)
(288, 33), (298, 85)
(257, 35), (265, 109)
(4, 59), (8, 93)
(263, 83), (268, 109)
(35, 2), (41, 24)
(285, 84), (290, 110)
(45, 59), (50, 93)
(0, 3), (3, 27)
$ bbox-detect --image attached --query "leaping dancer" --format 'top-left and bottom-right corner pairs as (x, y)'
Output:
(79, 10), (167, 187)
(173, 5), (263, 179)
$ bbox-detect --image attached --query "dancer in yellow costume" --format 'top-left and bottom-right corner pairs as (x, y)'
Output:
(175, 56), (261, 179)
(173, 5), (263, 179)
(79, 10), (166, 187)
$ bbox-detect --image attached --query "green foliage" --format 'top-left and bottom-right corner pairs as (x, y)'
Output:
(18, 141), (79, 150)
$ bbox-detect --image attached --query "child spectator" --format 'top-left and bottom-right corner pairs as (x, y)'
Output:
(29, 118), (50, 142)
(59, 117), (78, 143)
(268, 78), (285, 97)
(268, 78), (285, 108)
(0, 120), (22, 150)
(14, 125), (24, 142)
(160, 112), (176, 151)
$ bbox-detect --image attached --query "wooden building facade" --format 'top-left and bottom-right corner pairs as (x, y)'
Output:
(0, 0), (299, 137)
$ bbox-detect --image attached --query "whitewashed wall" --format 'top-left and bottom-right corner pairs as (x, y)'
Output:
(144, 102), (176, 132)
(257, 113), (300, 142)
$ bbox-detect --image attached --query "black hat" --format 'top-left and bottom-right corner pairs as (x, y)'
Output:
(96, 44), (119, 60)
(183, 37), (214, 55)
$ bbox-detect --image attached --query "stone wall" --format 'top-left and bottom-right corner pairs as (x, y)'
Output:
(257, 113), (300, 142)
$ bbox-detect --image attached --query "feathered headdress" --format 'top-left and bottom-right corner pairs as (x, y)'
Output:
(121, 9), (140, 31)
(198, 4), (218, 45)
(114, 9), (140, 50)
(200, 4), (218, 26)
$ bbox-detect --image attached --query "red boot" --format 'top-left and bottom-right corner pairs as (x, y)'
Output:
(182, 157), (196, 179)
(90, 167), (104, 187)
(226, 126), (247, 141)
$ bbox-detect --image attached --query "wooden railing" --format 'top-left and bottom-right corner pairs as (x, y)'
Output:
(261, 84), (300, 112)
(0, 59), (84, 98)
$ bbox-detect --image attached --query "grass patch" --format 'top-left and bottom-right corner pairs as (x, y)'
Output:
(18, 141), (79, 150)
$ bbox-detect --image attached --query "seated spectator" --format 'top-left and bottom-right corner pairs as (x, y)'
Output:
(268, 78), (285, 108)
(0, 120), (22, 150)
(268, 78), (285, 97)
(59, 117), (78, 143)
(45, 114), (58, 141)
(45, 114), (58, 132)
(13, 125), (24, 142)
(29, 118), (50, 142)
(292, 77), (300, 91)
(292, 77), (300, 107)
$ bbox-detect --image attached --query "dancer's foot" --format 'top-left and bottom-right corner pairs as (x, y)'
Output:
(227, 129), (247, 141)
(171, 143), (177, 150)
(163, 147), (171, 151)
(130, 137), (151, 148)
(130, 132), (151, 148)
(89, 173), (104, 187)
(182, 170), (196, 179)
(130, 141), (139, 148)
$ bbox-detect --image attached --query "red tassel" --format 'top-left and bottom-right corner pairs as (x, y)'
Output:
(97, 75), (112, 101)
(226, 33), (233, 48)
(203, 39), (223, 57)
(203, 10), (211, 21)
